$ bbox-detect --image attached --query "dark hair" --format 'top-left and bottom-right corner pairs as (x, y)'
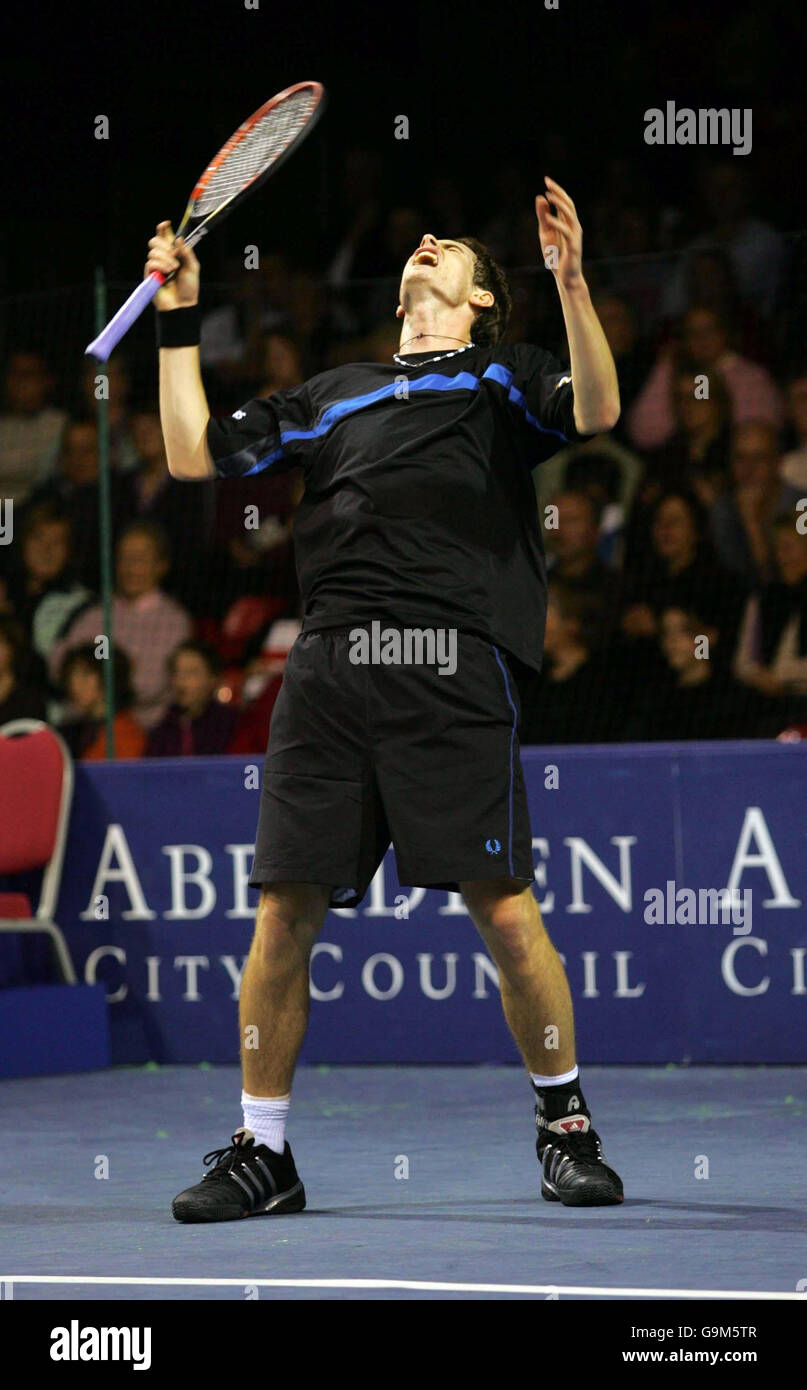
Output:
(169, 640), (222, 677)
(563, 452), (622, 507)
(63, 414), (98, 434)
(547, 580), (600, 649)
(21, 497), (72, 543)
(785, 362), (807, 389)
(774, 511), (807, 534)
(5, 347), (50, 373)
(60, 642), (136, 711)
(650, 488), (709, 544)
(456, 237), (512, 347)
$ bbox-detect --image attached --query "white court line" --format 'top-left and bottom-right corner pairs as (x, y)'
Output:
(3, 1275), (804, 1299)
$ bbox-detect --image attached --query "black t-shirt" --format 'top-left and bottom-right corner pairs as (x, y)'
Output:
(207, 342), (588, 672)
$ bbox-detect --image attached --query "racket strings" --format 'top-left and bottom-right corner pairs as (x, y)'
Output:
(194, 89), (319, 216)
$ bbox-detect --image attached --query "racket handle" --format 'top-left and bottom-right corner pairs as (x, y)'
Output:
(84, 272), (166, 360)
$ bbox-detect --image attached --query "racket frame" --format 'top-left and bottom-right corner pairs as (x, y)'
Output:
(85, 80), (326, 359)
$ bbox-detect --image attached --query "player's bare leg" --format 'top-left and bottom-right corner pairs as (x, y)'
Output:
(461, 877), (576, 1072)
(461, 877), (623, 1206)
(172, 881), (330, 1222)
(240, 882), (331, 1095)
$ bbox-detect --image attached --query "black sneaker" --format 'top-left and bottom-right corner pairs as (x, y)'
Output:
(536, 1108), (624, 1206)
(172, 1127), (306, 1223)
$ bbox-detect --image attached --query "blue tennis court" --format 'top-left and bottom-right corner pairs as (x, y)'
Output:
(3, 1064), (804, 1301)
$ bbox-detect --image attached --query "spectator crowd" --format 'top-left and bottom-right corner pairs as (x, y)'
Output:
(1, 153), (806, 754)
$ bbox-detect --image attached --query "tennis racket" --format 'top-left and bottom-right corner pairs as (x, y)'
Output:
(85, 80), (326, 361)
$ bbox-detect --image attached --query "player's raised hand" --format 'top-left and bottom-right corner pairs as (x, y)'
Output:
(535, 177), (583, 288)
(145, 222), (201, 311)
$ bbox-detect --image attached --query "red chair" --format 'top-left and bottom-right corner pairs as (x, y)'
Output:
(0, 719), (77, 983)
(217, 595), (287, 664)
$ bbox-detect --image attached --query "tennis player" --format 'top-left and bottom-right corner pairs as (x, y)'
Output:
(152, 176), (624, 1221)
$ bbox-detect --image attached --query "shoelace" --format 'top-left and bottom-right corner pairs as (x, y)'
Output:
(201, 1138), (248, 1180)
(556, 1130), (603, 1165)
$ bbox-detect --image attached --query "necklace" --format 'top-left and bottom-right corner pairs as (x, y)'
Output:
(397, 332), (472, 352)
(393, 339), (475, 368)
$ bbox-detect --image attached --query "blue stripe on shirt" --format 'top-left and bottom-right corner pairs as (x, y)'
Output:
(242, 364), (570, 475)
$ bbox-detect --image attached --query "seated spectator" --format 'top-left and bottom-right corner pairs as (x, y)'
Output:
(205, 462), (300, 619)
(5, 500), (91, 662)
(626, 607), (756, 741)
(58, 644), (145, 760)
(519, 585), (624, 744)
(49, 521), (192, 729)
(124, 408), (214, 613)
(621, 490), (744, 662)
(200, 256), (293, 400)
(642, 360), (733, 509)
(80, 356), (139, 472)
(562, 448), (641, 566)
(733, 517), (807, 730)
(601, 202), (666, 329)
(660, 160), (784, 323)
(535, 436), (644, 566)
(0, 350), (67, 507)
(627, 306), (784, 452)
(545, 490), (622, 648)
(709, 421), (802, 585)
(589, 291), (648, 436)
(145, 643), (237, 756)
(26, 417), (131, 591)
(255, 333), (304, 397)
(779, 366), (807, 493)
(0, 616), (47, 725)
(671, 248), (773, 364)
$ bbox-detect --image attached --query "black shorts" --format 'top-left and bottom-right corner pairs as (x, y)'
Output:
(249, 626), (534, 907)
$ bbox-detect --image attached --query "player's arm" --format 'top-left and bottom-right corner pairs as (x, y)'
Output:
(535, 178), (620, 434)
(146, 221), (214, 480)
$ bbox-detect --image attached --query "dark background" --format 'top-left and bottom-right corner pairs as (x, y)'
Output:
(3, 0), (805, 291)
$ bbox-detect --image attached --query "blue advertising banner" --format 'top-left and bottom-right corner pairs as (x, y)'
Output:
(50, 744), (807, 1065)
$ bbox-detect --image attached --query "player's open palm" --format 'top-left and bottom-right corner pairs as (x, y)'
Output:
(145, 221), (200, 310)
(535, 177), (583, 288)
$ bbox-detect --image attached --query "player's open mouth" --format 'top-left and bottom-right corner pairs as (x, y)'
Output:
(413, 248), (439, 266)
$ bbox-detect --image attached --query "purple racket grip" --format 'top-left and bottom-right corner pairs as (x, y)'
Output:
(84, 273), (165, 360)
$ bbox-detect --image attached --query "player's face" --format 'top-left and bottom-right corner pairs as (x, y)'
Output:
(398, 235), (477, 313)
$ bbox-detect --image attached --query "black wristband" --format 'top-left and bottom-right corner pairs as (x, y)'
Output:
(156, 304), (201, 348)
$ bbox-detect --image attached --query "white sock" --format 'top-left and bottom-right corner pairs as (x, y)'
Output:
(241, 1090), (290, 1154)
(529, 1065), (579, 1089)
